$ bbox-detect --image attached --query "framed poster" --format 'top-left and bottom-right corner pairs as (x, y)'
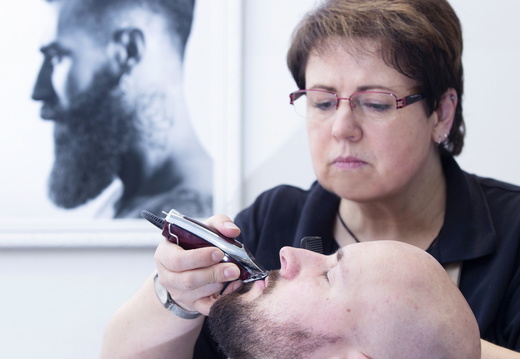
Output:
(0, 0), (243, 247)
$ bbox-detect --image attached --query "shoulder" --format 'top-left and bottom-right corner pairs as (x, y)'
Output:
(251, 183), (313, 210)
(466, 172), (520, 208)
(445, 157), (520, 211)
(236, 181), (332, 222)
(234, 182), (320, 258)
(472, 174), (520, 193)
(235, 183), (314, 228)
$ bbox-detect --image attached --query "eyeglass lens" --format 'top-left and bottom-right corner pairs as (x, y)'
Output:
(292, 91), (398, 121)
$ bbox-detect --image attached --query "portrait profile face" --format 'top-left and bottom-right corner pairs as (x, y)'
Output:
(208, 241), (480, 359)
(30, 0), (213, 218)
(32, 1), (138, 209)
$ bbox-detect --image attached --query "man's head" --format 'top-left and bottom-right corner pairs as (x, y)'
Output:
(32, 0), (196, 209)
(209, 241), (481, 359)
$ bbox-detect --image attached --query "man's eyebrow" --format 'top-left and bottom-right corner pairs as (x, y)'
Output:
(40, 42), (70, 56)
(40, 43), (58, 54)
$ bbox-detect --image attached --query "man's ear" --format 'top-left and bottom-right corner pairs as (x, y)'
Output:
(107, 27), (145, 75)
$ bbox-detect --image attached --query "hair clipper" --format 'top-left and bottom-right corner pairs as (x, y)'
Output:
(141, 209), (269, 284)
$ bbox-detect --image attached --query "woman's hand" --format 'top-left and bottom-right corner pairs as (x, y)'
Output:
(154, 214), (243, 316)
(481, 339), (520, 358)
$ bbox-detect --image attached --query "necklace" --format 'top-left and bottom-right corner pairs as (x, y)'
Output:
(337, 209), (360, 243)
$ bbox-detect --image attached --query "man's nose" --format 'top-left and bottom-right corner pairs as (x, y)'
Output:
(32, 59), (57, 101)
(279, 246), (323, 280)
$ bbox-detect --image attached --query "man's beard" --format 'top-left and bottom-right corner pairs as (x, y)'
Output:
(48, 68), (136, 209)
(208, 271), (338, 359)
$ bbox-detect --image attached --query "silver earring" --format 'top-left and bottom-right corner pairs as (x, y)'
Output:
(436, 133), (448, 145)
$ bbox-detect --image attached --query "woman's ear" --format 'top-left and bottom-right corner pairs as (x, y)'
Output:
(431, 88), (457, 144)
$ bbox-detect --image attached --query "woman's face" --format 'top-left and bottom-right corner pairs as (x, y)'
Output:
(305, 41), (443, 202)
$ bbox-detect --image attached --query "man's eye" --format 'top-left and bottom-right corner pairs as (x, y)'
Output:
(50, 53), (67, 66)
(43, 49), (71, 67)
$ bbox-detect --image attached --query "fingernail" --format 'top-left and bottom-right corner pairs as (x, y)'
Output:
(224, 266), (239, 279)
(212, 250), (224, 262)
(224, 222), (239, 230)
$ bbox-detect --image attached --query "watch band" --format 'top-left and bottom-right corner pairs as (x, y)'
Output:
(153, 273), (201, 319)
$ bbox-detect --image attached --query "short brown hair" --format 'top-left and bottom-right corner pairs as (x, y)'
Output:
(287, 0), (464, 156)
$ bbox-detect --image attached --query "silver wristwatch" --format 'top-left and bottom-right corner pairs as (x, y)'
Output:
(153, 273), (201, 319)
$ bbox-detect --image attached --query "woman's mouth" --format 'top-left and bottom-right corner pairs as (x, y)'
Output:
(333, 156), (367, 169)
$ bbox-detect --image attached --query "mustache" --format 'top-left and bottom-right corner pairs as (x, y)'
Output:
(261, 270), (280, 296)
(234, 269), (281, 297)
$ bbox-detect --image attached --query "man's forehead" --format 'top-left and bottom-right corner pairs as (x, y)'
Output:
(40, 26), (102, 59)
(37, 2), (60, 48)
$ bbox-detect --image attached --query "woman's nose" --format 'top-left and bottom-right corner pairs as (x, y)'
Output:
(331, 100), (362, 141)
(279, 246), (324, 280)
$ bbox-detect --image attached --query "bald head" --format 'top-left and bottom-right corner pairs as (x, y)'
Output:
(346, 241), (481, 359)
(209, 241), (481, 359)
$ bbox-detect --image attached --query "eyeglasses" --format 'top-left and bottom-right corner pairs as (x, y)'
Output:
(289, 89), (424, 122)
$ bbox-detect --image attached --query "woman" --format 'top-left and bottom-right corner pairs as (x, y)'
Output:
(101, 0), (520, 358)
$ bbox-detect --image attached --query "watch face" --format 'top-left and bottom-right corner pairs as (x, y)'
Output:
(154, 275), (169, 304)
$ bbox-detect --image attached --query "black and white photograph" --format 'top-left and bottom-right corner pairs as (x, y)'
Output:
(31, 0), (213, 219)
(0, 0), (243, 226)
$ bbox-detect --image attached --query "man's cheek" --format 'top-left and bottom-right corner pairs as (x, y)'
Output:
(52, 58), (73, 108)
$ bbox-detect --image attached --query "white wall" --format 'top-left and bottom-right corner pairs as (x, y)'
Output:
(1, 1), (520, 358)
(240, 0), (317, 210)
(450, 0), (520, 182)
(0, 247), (155, 359)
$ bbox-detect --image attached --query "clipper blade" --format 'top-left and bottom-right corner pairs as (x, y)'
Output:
(141, 210), (165, 229)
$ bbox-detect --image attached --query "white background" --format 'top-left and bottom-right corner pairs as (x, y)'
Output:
(1, 0), (520, 358)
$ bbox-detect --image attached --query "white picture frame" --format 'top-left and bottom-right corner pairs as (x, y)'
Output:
(0, 0), (243, 248)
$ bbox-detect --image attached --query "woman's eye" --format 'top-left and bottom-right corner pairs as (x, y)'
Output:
(316, 101), (335, 111)
(364, 102), (392, 112)
(311, 98), (336, 112)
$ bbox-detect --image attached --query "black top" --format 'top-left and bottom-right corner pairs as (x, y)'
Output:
(195, 156), (520, 357)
